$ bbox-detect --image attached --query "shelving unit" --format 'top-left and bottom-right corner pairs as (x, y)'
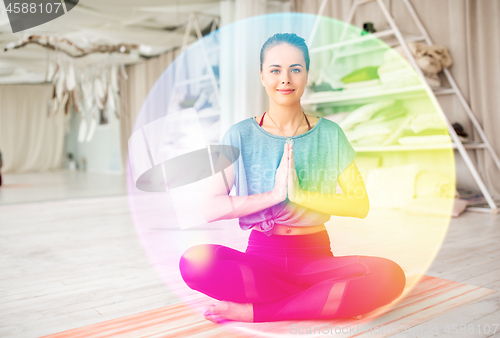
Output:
(306, 0), (500, 214)
(302, 84), (426, 106)
(354, 142), (486, 153)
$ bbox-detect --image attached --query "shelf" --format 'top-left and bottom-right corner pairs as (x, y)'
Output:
(333, 45), (387, 59)
(354, 143), (452, 152)
(331, 33), (426, 59)
(310, 29), (395, 54)
(354, 141), (486, 152)
(466, 205), (499, 214)
(303, 85), (454, 107)
(432, 87), (455, 96)
(308, 0), (500, 215)
(310, 29), (425, 56)
(460, 142), (486, 149)
(461, 195), (500, 214)
(302, 85), (426, 106)
(384, 34), (426, 47)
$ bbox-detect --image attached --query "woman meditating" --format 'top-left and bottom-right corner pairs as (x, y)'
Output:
(179, 33), (406, 323)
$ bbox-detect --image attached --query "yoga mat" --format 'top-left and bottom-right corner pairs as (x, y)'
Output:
(42, 275), (495, 338)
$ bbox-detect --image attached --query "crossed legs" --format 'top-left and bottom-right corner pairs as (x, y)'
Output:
(179, 243), (406, 322)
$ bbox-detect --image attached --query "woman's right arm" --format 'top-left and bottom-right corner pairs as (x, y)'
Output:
(203, 144), (289, 223)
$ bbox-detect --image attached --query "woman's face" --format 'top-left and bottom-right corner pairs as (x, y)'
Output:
(260, 43), (308, 107)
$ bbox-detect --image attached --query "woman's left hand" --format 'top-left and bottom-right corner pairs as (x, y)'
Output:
(287, 144), (303, 203)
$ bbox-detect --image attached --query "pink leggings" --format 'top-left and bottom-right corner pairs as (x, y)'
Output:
(179, 230), (406, 322)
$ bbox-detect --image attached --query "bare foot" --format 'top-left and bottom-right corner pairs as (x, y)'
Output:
(203, 301), (253, 323)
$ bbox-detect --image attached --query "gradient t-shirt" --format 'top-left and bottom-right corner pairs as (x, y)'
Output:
(219, 116), (357, 236)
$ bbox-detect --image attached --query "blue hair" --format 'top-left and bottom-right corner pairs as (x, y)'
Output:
(260, 33), (310, 72)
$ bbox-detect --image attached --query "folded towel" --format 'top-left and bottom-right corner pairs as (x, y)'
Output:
(378, 68), (421, 88)
(377, 58), (411, 73)
(377, 49), (420, 88)
(341, 66), (380, 83)
(370, 105), (407, 123)
(339, 100), (395, 130)
(381, 115), (413, 146)
(346, 117), (407, 144)
(409, 113), (446, 133)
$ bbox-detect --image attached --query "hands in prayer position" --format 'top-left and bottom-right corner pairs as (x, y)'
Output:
(272, 143), (369, 219)
(272, 143), (303, 204)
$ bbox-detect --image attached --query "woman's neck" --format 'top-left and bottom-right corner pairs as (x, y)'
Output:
(267, 103), (304, 130)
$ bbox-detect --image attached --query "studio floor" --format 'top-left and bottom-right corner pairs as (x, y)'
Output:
(0, 170), (499, 338)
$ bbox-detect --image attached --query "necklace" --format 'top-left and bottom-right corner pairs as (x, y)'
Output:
(266, 108), (305, 145)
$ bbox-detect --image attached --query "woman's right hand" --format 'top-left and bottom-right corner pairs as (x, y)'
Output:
(272, 143), (289, 203)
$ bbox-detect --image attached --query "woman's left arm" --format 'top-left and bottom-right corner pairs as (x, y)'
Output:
(288, 145), (369, 218)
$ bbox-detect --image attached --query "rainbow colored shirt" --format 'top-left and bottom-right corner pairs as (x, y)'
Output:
(220, 117), (357, 236)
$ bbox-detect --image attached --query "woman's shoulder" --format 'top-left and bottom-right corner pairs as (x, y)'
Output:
(220, 118), (255, 143)
(315, 116), (344, 132)
(317, 118), (353, 149)
(311, 118), (351, 145)
(225, 118), (254, 134)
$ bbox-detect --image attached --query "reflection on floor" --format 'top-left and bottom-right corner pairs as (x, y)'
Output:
(0, 170), (127, 205)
